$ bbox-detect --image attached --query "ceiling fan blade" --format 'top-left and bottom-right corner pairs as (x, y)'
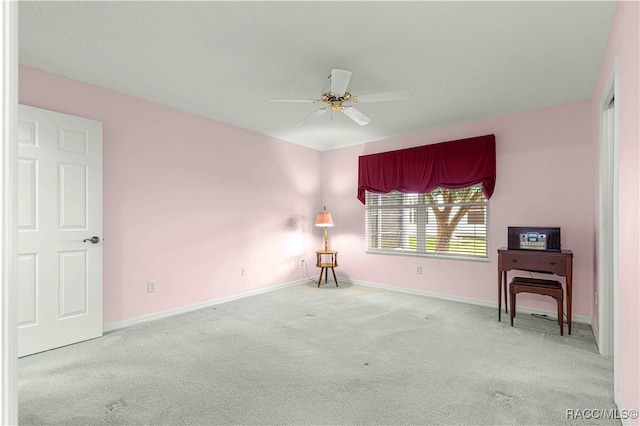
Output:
(295, 107), (328, 126)
(331, 69), (352, 97)
(268, 98), (316, 103)
(342, 106), (371, 126)
(355, 90), (410, 103)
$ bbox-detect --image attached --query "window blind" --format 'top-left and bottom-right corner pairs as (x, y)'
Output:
(365, 185), (488, 259)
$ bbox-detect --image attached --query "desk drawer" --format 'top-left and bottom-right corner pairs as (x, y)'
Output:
(537, 256), (566, 275)
(500, 254), (539, 270)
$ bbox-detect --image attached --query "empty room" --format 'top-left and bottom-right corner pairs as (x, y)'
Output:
(1, 1), (639, 425)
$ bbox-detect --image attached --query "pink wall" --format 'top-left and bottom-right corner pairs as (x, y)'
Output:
(19, 65), (322, 324)
(19, 5), (639, 410)
(590, 0), (640, 417)
(321, 101), (596, 318)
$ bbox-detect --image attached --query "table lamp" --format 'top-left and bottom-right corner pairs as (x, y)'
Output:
(315, 206), (334, 251)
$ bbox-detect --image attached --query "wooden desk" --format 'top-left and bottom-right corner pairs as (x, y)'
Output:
(498, 248), (574, 334)
(316, 250), (338, 287)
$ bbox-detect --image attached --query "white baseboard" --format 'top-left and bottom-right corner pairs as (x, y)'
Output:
(345, 278), (593, 325)
(104, 276), (592, 333)
(614, 391), (636, 426)
(103, 279), (305, 333)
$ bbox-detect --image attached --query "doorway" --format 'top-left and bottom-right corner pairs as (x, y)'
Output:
(597, 58), (618, 393)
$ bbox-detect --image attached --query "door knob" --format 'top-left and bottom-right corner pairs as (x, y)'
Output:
(83, 236), (100, 244)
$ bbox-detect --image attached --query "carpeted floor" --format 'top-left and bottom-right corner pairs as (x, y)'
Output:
(19, 282), (617, 425)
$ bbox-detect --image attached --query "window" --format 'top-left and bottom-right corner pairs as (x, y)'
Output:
(365, 184), (488, 259)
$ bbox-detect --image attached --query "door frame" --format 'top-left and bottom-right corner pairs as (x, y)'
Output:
(597, 57), (619, 392)
(1, 1), (19, 423)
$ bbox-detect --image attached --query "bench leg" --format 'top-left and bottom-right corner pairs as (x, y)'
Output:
(558, 296), (564, 336)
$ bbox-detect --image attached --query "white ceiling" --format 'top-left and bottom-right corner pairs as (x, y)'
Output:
(18, 1), (618, 151)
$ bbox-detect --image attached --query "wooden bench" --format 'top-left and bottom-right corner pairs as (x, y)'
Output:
(510, 277), (564, 335)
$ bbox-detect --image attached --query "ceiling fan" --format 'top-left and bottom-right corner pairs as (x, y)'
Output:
(268, 69), (410, 126)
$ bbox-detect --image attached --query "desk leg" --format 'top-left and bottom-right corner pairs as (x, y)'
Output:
(498, 270), (509, 322)
(498, 269), (502, 322)
(503, 271), (508, 315)
(567, 277), (572, 335)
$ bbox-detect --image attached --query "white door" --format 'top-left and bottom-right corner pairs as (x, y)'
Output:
(17, 105), (103, 357)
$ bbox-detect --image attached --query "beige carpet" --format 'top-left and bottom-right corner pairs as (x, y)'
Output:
(19, 281), (617, 425)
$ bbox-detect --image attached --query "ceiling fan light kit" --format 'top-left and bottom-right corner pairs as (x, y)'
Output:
(269, 69), (409, 126)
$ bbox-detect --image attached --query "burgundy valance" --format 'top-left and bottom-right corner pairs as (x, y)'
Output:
(357, 134), (496, 203)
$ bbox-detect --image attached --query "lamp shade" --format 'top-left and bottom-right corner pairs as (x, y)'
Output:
(315, 207), (334, 227)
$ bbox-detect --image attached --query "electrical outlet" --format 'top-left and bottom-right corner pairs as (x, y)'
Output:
(147, 280), (157, 293)
(416, 266), (422, 275)
(241, 267), (247, 276)
(300, 259), (306, 267)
